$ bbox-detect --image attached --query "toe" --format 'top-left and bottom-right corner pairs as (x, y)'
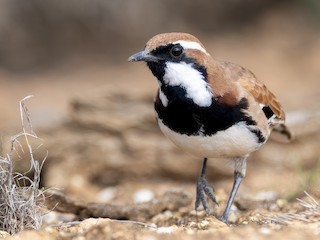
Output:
(195, 177), (218, 213)
(203, 185), (218, 206)
(218, 215), (228, 224)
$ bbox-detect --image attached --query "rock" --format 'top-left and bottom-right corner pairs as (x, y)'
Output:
(235, 191), (278, 211)
(133, 189), (155, 203)
(0, 231), (10, 238)
(96, 187), (117, 202)
(44, 189), (192, 221)
(155, 226), (177, 234)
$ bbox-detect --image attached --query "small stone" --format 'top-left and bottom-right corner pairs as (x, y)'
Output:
(236, 191), (278, 210)
(133, 189), (155, 203)
(42, 211), (58, 225)
(97, 187), (116, 202)
(189, 222), (197, 228)
(163, 210), (173, 217)
(42, 212), (75, 225)
(150, 223), (157, 229)
(256, 191), (278, 201)
(189, 210), (206, 217)
(276, 199), (287, 209)
(0, 231), (9, 238)
(198, 220), (210, 230)
(156, 226), (177, 234)
(259, 227), (271, 235)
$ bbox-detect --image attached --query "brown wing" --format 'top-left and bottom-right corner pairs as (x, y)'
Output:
(218, 61), (293, 141)
(219, 61), (285, 121)
(239, 75), (285, 121)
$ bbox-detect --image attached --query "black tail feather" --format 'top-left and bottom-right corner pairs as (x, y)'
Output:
(272, 123), (294, 142)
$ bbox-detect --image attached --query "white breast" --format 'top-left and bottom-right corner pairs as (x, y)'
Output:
(163, 62), (212, 107)
(157, 119), (263, 159)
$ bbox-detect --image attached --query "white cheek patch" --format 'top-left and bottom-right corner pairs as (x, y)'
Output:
(163, 62), (212, 107)
(159, 90), (168, 107)
(173, 40), (208, 54)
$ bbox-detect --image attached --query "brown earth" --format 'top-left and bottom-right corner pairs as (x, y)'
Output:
(1, 8), (320, 240)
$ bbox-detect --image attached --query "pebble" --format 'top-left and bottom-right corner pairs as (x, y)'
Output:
(256, 191), (278, 201)
(0, 231), (9, 238)
(259, 227), (271, 235)
(133, 189), (155, 203)
(189, 219), (218, 230)
(189, 210), (206, 217)
(198, 220), (210, 230)
(96, 187), (116, 202)
(163, 210), (173, 217)
(189, 221), (197, 228)
(42, 211), (75, 225)
(156, 226), (177, 234)
(276, 198), (287, 208)
(42, 211), (58, 225)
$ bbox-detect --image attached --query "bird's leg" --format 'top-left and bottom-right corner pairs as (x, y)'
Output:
(195, 158), (218, 214)
(219, 157), (247, 223)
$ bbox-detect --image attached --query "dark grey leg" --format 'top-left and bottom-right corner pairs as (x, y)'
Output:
(195, 158), (218, 213)
(219, 171), (243, 223)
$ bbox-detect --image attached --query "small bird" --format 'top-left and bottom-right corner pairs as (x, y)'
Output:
(128, 32), (293, 223)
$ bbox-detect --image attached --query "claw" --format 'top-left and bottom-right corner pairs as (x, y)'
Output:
(218, 215), (228, 224)
(195, 176), (218, 214)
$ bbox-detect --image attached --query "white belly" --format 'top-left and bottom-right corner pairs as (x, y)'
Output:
(157, 119), (262, 158)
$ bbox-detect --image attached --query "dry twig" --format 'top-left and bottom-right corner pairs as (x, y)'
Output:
(0, 96), (46, 234)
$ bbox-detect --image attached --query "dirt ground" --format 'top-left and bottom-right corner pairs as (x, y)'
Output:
(1, 8), (320, 240)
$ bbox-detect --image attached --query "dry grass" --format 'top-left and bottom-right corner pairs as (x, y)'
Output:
(265, 191), (320, 227)
(0, 96), (46, 235)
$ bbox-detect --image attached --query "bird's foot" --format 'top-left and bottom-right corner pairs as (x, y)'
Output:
(195, 176), (218, 214)
(218, 214), (228, 224)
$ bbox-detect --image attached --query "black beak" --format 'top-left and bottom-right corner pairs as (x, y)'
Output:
(128, 50), (162, 63)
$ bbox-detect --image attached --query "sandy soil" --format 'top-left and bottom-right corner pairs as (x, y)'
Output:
(1, 12), (320, 239)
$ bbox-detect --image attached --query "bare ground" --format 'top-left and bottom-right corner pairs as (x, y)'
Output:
(1, 11), (320, 239)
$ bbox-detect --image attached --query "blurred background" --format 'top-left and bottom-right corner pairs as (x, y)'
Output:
(0, 0), (319, 211)
(0, 0), (319, 128)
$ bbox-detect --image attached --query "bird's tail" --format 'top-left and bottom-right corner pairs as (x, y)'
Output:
(271, 123), (294, 143)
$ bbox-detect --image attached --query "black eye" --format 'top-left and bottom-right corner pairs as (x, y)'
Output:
(170, 45), (183, 58)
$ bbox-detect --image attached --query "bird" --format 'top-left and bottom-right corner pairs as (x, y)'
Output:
(128, 32), (293, 223)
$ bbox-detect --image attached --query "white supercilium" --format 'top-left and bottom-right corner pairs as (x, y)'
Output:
(173, 40), (208, 54)
(163, 62), (212, 107)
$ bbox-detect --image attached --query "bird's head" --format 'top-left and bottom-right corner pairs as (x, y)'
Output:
(128, 32), (212, 85)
